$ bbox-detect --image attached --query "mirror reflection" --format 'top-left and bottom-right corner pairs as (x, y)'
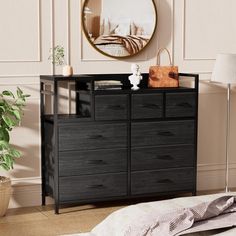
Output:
(82, 0), (157, 58)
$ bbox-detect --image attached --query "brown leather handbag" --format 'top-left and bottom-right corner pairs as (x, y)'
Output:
(148, 48), (179, 88)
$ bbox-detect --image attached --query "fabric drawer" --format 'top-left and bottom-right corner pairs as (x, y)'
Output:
(131, 145), (195, 171)
(59, 149), (127, 176)
(95, 95), (128, 120)
(59, 123), (127, 151)
(131, 120), (195, 147)
(131, 94), (163, 119)
(131, 167), (194, 195)
(166, 92), (196, 117)
(59, 173), (127, 202)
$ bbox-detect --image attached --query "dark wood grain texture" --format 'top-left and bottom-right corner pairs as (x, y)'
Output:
(131, 94), (163, 119)
(59, 123), (127, 151)
(59, 149), (127, 176)
(95, 95), (128, 120)
(131, 120), (195, 147)
(166, 92), (196, 117)
(131, 145), (195, 171)
(131, 167), (194, 195)
(59, 173), (127, 201)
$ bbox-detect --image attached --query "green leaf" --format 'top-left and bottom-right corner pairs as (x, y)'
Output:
(0, 163), (10, 171)
(3, 154), (13, 169)
(11, 105), (20, 111)
(0, 127), (10, 142)
(0, 87), (28, 171)
(2, 115), (15, 128)
(0, 106), (5, 113)
(10, 148), (21, 158)
(0, 140), (9, 148)
(2, 90), (15, 98)
(12, 110), (21, 120)
(16, 99), (25, 106)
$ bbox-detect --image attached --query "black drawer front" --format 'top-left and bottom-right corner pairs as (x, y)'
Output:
(131, 94), (163, 119)
(131, 145), (195, 171)
(59, 123), (127, 151)
(131, 121), (195, 147)
(131, 168), (194, 195)
(95, 95), (128, 120)
(166, 92), (196, 117)
(60, 173), (127, 202)
(59, 149), (127, 176)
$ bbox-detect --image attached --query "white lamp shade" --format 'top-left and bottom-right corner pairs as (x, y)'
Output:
(211, 54), (236, 84)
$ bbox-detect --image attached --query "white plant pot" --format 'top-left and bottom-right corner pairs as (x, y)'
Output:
(62, 65), (73, 77)
(0, 177), (12, 217)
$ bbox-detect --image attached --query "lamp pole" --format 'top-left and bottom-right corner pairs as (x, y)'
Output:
(225, 83), (231, 192)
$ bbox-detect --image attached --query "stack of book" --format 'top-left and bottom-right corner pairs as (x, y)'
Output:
(94, 80), (122, 90)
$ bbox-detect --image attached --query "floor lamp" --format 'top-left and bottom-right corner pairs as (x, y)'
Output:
(211, 53), (236, 192)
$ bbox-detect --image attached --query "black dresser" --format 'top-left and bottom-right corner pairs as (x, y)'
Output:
(40, 73), (199, 214)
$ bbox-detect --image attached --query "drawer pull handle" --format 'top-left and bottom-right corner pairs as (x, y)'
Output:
(156, 155), (173, 161)
(87, 160), (106, 165)
(157, 131), (174, 137)
(108, 105), (124, 110)
(89, 184), (105, 189)
(89, 135), (104, 139)
(142, 103), (160, 109)
(176, 102), (192, 108)
(157, 179), (173, 184)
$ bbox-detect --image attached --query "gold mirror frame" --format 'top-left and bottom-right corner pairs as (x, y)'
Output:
(81, 0), (158, 59)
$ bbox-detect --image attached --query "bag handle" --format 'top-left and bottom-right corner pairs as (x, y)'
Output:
(156, 48), (173, 66)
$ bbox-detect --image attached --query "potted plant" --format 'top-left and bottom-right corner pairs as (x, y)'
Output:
(0, 87), (29, 216)
(48, 45), (73, 76)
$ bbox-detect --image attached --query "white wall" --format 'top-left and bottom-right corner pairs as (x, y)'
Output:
(0, 0), (236, 208)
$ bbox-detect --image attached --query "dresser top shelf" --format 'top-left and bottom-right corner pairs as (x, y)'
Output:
(40, 73), (199, 91)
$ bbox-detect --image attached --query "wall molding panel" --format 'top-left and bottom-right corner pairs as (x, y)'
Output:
(182, 0), (215, 61)
(0, 0), (41, 62)
(180, 0), (236, 64)
(173, 0), (236, 74)
(66, 0), (71, 65)
(50, 0), (55, 75)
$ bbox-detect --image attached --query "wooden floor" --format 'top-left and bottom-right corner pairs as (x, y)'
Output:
(0, 202), (129, 236)
(0, 190), (229, 236)
(0, 201), (130, 236)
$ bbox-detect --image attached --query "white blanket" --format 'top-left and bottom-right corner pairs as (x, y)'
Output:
(65, 193), (236, 236)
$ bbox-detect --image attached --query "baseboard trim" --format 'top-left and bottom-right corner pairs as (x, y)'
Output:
(9, 183), (54, 208)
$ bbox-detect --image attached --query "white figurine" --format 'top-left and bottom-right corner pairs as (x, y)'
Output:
(129, 63), (142, 90)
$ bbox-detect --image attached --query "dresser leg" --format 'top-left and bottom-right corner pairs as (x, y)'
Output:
(55, 204), (59, 214)
(42, 194), (46, 206)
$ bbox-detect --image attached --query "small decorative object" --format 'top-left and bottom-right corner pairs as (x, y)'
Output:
(0, 88), (30, 216)
(129, 63), (143, 90)
(148, 48), (179, 88)
(48, 45), (73, 76)
(62, 65), (73, 77)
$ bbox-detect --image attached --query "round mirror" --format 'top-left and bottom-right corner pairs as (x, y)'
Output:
(82, 0), (157, 59)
